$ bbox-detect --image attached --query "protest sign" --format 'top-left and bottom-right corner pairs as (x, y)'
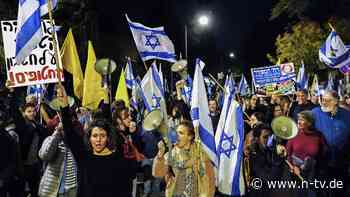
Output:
(1, 20), (63, 87)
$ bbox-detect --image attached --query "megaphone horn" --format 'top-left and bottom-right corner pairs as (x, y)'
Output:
(142, 109), (168, 135)
(271, 116), (298, 140)
(171, 59), (188, 79)
(95, 58), (117, 75)
(49, 96), (75, 111)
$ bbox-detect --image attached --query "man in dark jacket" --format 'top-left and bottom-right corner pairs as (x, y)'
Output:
(291, 89), (316, 121)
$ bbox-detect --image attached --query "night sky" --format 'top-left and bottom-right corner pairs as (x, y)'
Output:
(90, 0), (287, 77)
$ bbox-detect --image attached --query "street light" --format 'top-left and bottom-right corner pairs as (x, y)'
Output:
(185, 14), (211, 59)
(198, 15), (209, 26)
(229, 52), (235, 59)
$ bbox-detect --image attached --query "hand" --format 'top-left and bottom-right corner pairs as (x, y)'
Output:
(276, 145), (287, 157)
(175, 80), (185, 88)
(5, 80), (15, 92)
(56, 84), (69, 107)
(292, 166), (301, 176)
(157, 141), (166, 158)
(54, 122), (64, 136)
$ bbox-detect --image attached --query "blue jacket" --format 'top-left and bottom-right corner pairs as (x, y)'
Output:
(312, 107), (350, 164)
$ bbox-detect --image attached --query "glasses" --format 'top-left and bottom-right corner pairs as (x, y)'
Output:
(322, 98), (333, 103)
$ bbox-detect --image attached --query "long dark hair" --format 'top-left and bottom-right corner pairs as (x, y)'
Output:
(85, 119), (115, 152)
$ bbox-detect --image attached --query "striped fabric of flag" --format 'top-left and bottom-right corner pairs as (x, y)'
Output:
(191, 63), (218, 166)
(15, 0), (57, 63)
(215, 79), (245, 196)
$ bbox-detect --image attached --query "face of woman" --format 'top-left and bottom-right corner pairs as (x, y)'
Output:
(297, 117), (311, 131)
(273, 105), (283, 117)
(249, 115), (258, 127)
(120, 110), (131, 128)
(176, 125), (193, 148)
(250, 96), (258, 107)
(90, 127), (108, 153)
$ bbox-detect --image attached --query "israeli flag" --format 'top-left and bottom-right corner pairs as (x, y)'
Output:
(238, 74), (249, 96)
(126, 14), (176, 63)
(340, 45), (350, 74)
(140, 63), (167, 123)
(310, 74), (320, 96)
(190, 63), (218, 166)
(158, 63), (164, 87)
(319, 31), (350, 69)
(181, 75), (193, 105)
(27, 84), (46, 97)
(296, 63), (308, 90)
(326, 72), (335, 91)
(15, 0), (57, 63)
(215, 80), (245, 196)
(196, 58), (206, 70)
(125, 58), (136, 89)
(204, 76), (215, 98)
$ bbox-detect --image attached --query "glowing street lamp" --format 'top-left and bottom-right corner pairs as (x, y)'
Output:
(198, 15), (209, 26)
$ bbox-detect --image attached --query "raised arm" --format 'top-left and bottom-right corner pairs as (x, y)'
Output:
(57, 85), (87, 163)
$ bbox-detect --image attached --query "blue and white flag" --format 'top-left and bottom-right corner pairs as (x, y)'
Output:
(125, 58), (136, 89)
(319, 31), (350, 69)
(326, 72), (335, 91)
(204, 76), (215, 99)
(238, 74), (249, 96)
(140, 63), (167, 125)
(296, 62), (308, 90)
(158, 63), (164, 88)
(310, 74), (320, 96)
(181, 75), (193, 105)
(126, 14), (176, 63)
(196, 58), (206, 70)
(15, 0), (57, 63)
(27, 84), (46, 97)
(190, 64), (218, 166)
(215, 81), (245, 196)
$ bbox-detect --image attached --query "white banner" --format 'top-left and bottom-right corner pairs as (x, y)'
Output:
(1, 20), (63, 87)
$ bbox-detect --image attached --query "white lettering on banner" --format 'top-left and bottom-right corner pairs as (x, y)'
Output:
(1, 20), (64, 87)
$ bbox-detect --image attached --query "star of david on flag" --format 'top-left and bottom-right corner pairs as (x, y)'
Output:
(218, 132), (237, 158)
(215, 80), (245, 196)
(145, 33), (160, 50)
(126, 14), (176, 63)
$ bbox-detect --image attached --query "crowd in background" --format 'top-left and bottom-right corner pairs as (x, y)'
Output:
(1, 77), (350, 197)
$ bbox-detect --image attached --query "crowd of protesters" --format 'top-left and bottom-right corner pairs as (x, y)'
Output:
(1, 76), (350, 197)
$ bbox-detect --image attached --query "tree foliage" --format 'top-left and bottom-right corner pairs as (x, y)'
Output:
(270, 0), (311, 20)
(267, 18), (350, 73)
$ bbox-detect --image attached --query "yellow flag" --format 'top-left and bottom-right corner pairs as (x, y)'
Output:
(61, 28), (84, 99)
(115, 68), (130, 107)
(82, 41), (108, 110)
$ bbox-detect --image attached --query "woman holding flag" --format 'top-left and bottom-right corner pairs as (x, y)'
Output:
(152, 120), (215, 197)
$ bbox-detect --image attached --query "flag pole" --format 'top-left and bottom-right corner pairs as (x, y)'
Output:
(194, 125), (202, 195)
(185, 25), (188, 59)
(47, 0), (62, 85)
(208, 73), (226, 94)
(328, 23), (335, 32)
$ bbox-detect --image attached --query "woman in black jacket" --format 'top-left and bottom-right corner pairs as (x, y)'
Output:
(59, 86), (136, 197)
